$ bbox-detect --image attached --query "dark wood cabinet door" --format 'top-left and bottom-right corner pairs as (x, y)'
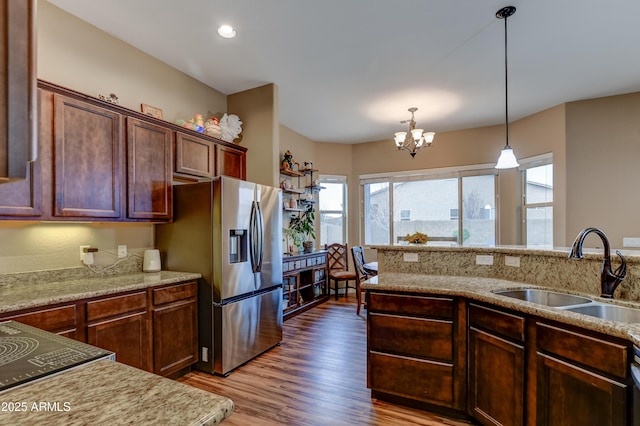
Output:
(217, 144), (246, 180)
(87, 312), (151, 372)
(468, 327), (524, 426)
(536, 353), (627, 426)
(175, 132), (215, 178)
(52, 94), (122, 218)
(0, 0), (36, 181)
(0, 154), (40, 216)
(153, 299), (198, 376)
(0, 303), (80, 341)
(126, 117), (172, 220)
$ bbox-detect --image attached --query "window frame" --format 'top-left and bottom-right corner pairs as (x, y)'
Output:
(519, 153), (553, 246)
(359, 164), (498, 247)
(318, 174), (348, 245)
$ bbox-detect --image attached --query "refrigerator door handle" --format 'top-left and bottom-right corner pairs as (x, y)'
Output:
(257, 201), (264, 270)
(249, 200), (264, 273)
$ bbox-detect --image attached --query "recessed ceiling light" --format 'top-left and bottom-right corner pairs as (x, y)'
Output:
(217, 25), (236, 39)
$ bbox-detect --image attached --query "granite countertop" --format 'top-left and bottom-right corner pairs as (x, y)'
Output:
(0, 360), (233, 425)
(0, 271), (201, 314)
(362, 272), (640, 347)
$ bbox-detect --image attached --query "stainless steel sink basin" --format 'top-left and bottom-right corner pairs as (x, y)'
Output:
(493, 289), (592, 307)
(562, 303), (640, 323)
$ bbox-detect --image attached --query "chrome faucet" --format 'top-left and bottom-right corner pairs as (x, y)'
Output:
(568, 227), (627, 298)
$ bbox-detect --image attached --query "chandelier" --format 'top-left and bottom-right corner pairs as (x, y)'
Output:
(393, 107), (435, 158)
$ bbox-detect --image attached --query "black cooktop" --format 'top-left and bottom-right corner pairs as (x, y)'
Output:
(0, 321), (114, 392)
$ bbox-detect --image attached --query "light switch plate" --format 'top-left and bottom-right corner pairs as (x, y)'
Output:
(403, 252), (419, 262)
(476, 255), (494, 265)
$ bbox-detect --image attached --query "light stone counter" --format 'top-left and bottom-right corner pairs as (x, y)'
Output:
(0, 271), (201, 314)
(0, 360), (233, 425)
(362, 272), (640, 348)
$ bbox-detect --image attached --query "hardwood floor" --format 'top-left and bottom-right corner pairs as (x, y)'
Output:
(178, 295), (472, 426)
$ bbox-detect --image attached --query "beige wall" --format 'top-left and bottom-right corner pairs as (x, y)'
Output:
(228, 84), (280, 186)
(350, 107), (566, 247)
(37, 0), (227, 124)
(565, 92), (640, 248)
(0, 222), (153, 274)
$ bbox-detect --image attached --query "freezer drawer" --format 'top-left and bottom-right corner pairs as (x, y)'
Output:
(214, 288), (282, 375)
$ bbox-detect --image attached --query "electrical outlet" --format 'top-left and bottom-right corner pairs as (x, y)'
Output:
(403, 252), (419, 262)
(475, 255), (494, 265)
(80, 245), (90, 261)
(117, 245), (128, 258)
(505, 255), (520, 267)
(623, 237), (640, 248)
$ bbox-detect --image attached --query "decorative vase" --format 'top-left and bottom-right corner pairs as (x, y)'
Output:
(302, 241), (313, 253)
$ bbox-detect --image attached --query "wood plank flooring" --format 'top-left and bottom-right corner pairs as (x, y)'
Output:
(178, 295), (472, 426)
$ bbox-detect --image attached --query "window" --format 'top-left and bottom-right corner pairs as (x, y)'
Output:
(364, 182), (390, 245)
(319, 175), (347, 246)
(361, 166), (497, 247)
(521, 155), (553, 247)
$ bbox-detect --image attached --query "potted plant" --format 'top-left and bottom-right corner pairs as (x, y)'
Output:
(287, 204), (316, 253)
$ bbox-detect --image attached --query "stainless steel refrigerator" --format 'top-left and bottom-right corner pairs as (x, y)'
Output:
(155, 176), (283, 376)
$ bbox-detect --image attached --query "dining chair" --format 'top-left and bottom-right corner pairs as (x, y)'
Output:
(325, 243), (357, 300)
(351, 246), (375, 315)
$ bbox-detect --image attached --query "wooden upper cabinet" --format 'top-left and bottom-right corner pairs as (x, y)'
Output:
(175, 132), (215, 178)
(126, 117), (173, 220)
(0, 0), (37, 181)
(53, 94), (122, 219)
(0, 89), (43, 218)
(217, 144), (246, 180)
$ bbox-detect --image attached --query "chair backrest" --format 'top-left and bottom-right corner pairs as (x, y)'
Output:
(325, 243), (350, 272)
(351, 246), (368, 279)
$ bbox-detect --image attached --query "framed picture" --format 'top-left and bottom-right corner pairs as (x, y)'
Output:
(141, 103), (163, 119)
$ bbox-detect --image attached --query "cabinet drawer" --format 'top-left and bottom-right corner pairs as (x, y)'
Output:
(536, 322), (628, 379)
(469, 303), (525, 342)
(86, 291), (147, 322)
(369, 351), (454, 406)
(152, 281), (197, 306)
(368, 293), (453, 319)
(2, 304), (76, 332)
(369, 313), (452, 361)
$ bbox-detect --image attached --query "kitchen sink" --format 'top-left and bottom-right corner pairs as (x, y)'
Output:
(492, 289), (593, 307)
(562, 303), (640, 323)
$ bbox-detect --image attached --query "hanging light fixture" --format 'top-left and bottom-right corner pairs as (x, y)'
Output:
(495, 6), (519, 169)
(393, 107), (436, 158)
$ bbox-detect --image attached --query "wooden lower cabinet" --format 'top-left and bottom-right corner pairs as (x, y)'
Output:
(85, 291), (151, 371)
(468, 304), (525, 426)
(152, 281), (198, 376)
(534, 322), (629, 426)
(0, 303), (80, 340)
(87, 311), (151, 370)
(366, 292), (634, 425)
(0, 280), (198, 377)
(367, 292), (466, 412)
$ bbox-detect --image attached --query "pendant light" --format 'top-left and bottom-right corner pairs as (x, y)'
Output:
(495, 6), (519, 169)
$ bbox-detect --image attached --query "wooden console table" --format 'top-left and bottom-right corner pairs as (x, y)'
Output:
(282, 250), (328, 320)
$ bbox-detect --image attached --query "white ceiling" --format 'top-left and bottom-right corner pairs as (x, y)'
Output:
(48, 0), (640, 144)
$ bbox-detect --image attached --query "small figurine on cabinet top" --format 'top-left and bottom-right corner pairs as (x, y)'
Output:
(281, 150), (295, 171)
